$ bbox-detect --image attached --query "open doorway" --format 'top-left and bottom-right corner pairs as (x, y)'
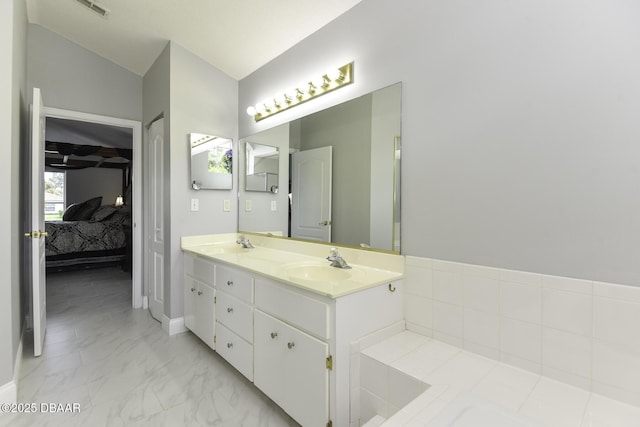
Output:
(42, 108), (143, 308)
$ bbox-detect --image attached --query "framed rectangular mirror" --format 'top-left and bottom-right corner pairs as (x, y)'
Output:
(189, 133), (233, 190)
(245, 142), (280, 193)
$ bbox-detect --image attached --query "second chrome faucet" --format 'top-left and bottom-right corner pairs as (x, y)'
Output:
(326, 247), (351, 269)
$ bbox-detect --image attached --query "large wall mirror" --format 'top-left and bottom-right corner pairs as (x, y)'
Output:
(238, 82), (401, 252)
(190, 133), (233, 190)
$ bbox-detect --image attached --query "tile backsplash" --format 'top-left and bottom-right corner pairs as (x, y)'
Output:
(404, 256), (640, 407)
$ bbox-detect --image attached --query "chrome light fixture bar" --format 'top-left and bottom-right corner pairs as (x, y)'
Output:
(246, 62), (353, 122)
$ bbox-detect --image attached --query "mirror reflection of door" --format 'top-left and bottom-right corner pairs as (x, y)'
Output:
(290, 146), (332, 242)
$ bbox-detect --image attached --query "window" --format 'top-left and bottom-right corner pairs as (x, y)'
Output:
(44, 171), (66, 220)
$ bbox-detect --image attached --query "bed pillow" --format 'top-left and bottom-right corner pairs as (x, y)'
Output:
(62, 196), (103, 221)
(90, 205), (118, 222)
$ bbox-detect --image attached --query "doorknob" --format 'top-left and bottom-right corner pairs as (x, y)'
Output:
(24, 230), (48, 239)
(318, 220), (331, 226)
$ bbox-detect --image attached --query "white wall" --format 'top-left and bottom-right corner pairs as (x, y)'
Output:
(239, 0), (640, 287)
(1, 0), (27, 398)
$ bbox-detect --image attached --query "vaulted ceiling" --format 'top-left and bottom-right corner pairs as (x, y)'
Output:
(25, 0), (363, 79)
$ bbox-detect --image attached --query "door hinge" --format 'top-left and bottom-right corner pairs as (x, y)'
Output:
(214, 296), (216, 304)
(326, 421), (332, 427)
(213, 335), (216, 344)
(326, 355), (333, 370)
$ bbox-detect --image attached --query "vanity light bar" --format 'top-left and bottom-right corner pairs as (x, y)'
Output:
(246, 62), (353, 122)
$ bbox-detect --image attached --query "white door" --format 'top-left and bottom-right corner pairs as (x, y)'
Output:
(148, 118), (164, 321)
(28, 88), (47, 357)
(291, 146), (332, 242)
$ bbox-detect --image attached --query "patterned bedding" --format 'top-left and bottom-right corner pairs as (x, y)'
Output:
(45, 207), (131, 266)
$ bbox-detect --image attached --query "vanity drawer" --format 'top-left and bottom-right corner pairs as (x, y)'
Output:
(184, 253), (215, 286)
(216, 265), (254, 303)
(255, 277), (330, 339)
(215, 291), (253, 343)
(216, 322), (253, 381)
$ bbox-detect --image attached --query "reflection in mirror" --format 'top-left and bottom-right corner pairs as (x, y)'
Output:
(245, 142), (280, 193)
(189, 133), (233, 190)
(239, 82), (401, 252)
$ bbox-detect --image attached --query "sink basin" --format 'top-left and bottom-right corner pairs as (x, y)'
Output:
(285, 264), (352, 283)
(197, 243), (249, 255)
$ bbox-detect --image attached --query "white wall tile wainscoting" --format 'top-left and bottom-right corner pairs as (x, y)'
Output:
(349, 256), (640, 426)
(403, 255), (640, 407)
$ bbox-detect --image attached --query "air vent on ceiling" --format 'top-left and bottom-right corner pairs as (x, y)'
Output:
(75, 0), (110, 18)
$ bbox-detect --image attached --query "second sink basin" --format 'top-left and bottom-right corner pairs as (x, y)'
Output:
(285, 264), (353, 284)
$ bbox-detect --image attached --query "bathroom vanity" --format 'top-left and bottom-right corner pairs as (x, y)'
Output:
(182, 233), (404, 427)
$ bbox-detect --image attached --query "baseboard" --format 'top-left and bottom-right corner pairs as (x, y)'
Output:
(0, 380), (16, 404)
(0, 330), (23, 404)
(162, 315), (187, 336)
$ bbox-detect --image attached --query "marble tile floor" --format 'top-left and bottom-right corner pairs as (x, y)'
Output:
(2, 266), (299, 427)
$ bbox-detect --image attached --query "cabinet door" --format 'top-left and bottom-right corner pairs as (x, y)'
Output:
(254, 310), (286, 406)
(183, 276), (197, 333)
(282, 320), (329, 427)
(254, 310), (329, 427)
(196, 282), (215, 349)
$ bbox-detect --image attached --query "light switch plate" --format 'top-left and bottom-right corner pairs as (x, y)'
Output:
(271, 200), (277, 211)
(223, 199), (231, 212)
(245, 200), (252, 212)
(190, 198), (199, 211)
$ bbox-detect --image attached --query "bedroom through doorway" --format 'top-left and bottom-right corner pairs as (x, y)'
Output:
(41, 108), (143, 312)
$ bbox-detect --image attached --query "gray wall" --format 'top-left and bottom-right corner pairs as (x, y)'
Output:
(142, 43), (171, 317)
(168, 42), (238, 317)
(1, 0), (27, 390)
(239, 0), (640, 286)
(27, 25), (142, 120)
(144, 41), (238, 319)
(65, 168), (123, 207)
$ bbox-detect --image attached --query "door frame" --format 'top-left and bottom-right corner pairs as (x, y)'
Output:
(44, 107), (143, 308)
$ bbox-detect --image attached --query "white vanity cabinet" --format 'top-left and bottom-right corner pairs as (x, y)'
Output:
(254, 277), (331, 427)
(182, 237), (405, 427)
(183, 253), (216, 349)
(214, 264), (255, 381)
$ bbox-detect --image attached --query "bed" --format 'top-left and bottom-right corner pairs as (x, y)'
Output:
(45, 197), (132, 269)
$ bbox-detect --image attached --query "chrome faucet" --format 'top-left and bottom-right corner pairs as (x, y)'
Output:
(326, 247), (351, 269)
(236, 235), (254, 249)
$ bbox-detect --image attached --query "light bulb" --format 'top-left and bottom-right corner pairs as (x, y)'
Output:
(246, 106), (257, 116)
(274, 93), (286, 106)
(255, 102), (267, 114)
(311, 76), (326, 89)
(264, 98), (276, 111)
(326, 67), (342, 81)
(297, 81), (310, 94)
(285, 88), (299, 100)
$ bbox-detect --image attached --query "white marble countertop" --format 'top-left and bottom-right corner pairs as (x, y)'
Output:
(361, 331), (640, 427)
(181, 233), (404, 298)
